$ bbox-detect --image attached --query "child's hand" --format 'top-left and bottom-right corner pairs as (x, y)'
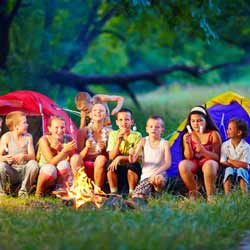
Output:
(183, 133), (191, 144)
(128, 148), (135, 155)
(195, 143), (205, 154)
(97, 142), (106, 151)
(13, 153), (26, 164)
(128, 148), (135, 163)
(108, 156), (121, 172)
(85, 138), (94, 149)
(118, 129), (126, 141)
(4, 155), (15, 164)
(111, 107), (119, 116)
(63, 140), (77, 153)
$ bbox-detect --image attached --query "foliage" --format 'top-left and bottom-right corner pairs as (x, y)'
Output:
(1, 0), (250, 104)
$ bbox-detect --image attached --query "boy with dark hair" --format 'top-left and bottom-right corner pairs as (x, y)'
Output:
(221, 118), (250, 194)
(106, 108), (141, 195)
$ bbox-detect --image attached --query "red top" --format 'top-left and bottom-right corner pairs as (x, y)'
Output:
(190, 131), (213, 166)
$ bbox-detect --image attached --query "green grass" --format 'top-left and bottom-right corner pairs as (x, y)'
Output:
(0, 191), (249, 250)
(1, 83), (250, 250)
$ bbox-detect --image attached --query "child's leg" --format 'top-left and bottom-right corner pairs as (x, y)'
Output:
(223, 178), (233, 195)
(202, 160), (219, 197)
(35, 164), (57, 197)
(106, 161), (118, 193)
(70, 154), (82, 176)
(127, 162), (141, 194)
(239, 178), (248, 193)
(56, 160), (72, 189)
(150, 174), (166, 192)
(0, 162), (19, 195)
(178, 160), (198, 198)
(132, 178), (152, 198)
(237, 168), (249, 194)
(223, 167), (234, 195)
(94, 155), (107, 190)
(19, 160), (39, 196)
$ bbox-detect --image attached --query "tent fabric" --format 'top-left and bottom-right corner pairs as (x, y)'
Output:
(167, 91), (250, 177)
(0, 90), (77, 142)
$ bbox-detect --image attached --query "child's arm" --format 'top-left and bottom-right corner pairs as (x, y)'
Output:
(183, 132), (194, 159)
(39, 136), (69, 165)
(226, 158), (248, 169)
(196, 131), (222, 161)
(79, 111), (88, 129)
(152, 140), (172, 176)
(77, 128), (90, 159)
(93, 94), (124, 115)
(108, 130), (125, 160)
(129, 138), (145, 163)
(0, 133), (15, 164)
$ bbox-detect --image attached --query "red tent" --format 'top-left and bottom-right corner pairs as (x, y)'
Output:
(0, 90), (77, 144)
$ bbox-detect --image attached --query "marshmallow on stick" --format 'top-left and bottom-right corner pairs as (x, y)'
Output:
(186, 125), (192, 134)
(199, 125), (204, 133)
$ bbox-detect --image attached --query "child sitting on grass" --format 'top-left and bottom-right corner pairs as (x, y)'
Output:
(0, 111), (39, 197)
(76, 103), (111, 191)
(178, 106), (222, 202)
(75, 92), (124, 128)
(106, 108), (141, 195)
(129, 116), (171, 198)
(220, 118), (250, 194)
(35, 115), (78, 197)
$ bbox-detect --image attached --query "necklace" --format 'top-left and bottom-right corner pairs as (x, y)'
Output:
(87, 124), (108, 153)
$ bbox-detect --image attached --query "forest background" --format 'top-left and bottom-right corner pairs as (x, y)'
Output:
(1, 0), (250, 135)
(1, 2), (250, 250)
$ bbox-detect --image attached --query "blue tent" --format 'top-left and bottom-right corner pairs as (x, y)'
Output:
(167, 91), (250, 177)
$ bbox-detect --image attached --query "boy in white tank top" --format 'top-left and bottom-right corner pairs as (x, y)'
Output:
(129, 116), (171, 198)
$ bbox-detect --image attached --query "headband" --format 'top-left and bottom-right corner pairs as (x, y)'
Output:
(190, 107), (207, 116)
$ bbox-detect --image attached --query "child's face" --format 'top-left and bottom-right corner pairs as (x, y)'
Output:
(116, 112), (133, 131)
(90, 104), (106, 122)
(48, 119), (66, 141)
(227, 121), (241, 139)
(190, 114), (206, 133)
(146, 118), (164, 137)
(16, 116), (28, 133)
(75, 94), (92, 112)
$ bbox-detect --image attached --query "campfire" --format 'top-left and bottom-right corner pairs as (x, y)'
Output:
(53, 168), (146, 210)
(53, 168), (108, 209)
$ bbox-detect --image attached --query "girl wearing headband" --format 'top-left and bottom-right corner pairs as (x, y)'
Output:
(178, 105), (222, 203)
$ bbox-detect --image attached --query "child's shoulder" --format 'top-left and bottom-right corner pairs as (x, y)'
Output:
(130, 130), (141, 137)
(240, 138), (250, 148)
(25, 132), (33, 138)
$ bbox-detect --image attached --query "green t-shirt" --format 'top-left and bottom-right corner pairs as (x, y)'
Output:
(107, 130), (141, 155)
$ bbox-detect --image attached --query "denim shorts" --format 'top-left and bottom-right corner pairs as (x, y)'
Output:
(223, 167), (249, 185)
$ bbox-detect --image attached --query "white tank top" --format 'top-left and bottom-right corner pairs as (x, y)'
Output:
(141, 136), (165, 181)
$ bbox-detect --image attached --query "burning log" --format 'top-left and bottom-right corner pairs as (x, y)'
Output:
(53, 168), (108, 209)
(53, 168), (147, 210)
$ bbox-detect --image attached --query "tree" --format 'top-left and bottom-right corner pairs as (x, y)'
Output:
(0, 0), (250, 105)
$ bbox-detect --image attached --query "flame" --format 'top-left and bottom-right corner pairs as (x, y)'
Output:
(54, 168), (107, 209)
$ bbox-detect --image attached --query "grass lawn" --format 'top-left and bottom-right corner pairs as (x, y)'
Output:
(0, 191), (249, 250)
(1, 83), (250, 250)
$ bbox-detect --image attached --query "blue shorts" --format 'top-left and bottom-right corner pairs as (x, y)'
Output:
(223, 167), (249, 185)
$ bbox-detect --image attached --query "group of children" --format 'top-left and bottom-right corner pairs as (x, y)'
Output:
(0, 92), (249, 203)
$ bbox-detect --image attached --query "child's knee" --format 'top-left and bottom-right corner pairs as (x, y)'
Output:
(40, 164), (58, 180)
(57, 160), (71, 176)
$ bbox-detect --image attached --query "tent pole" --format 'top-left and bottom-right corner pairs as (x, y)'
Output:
(39, 103), (45, 135)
